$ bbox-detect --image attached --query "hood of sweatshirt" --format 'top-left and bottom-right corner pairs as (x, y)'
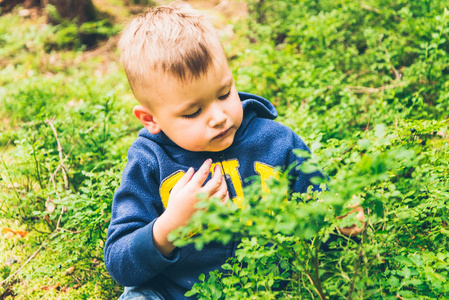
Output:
(137, 92), (278, 148)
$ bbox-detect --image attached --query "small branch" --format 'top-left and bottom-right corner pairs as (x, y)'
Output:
(313, 246), (327, 300)
(95, 282), (99, 300)
(0, 213), (85, 287)
(45, 118), (69, 190)
(363, 115), (371, 139)
(361, 4), (403, 21)
(340, 115), (371, 156)
(346, 232), (366, 300)
(345, 82), (407, 94)
(1, 140), (11, 155)
(361, 4), (381, 14)
(48, 145), (75, 189)
(305, 273), (323, 300)
(0, 238), (48, 287)
(383, 47), (401, 81)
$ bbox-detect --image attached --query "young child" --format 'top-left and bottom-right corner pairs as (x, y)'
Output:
(105, 3), (363, 299)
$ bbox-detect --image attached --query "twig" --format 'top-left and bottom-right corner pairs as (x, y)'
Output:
(0, 237), (49, 287)
(340, 115), (371, 156)
(345, 82), (407, 94)
(84, 123), (99, 134)
(45, 118), (69, 190)
(48, 145), (75, 189)
(384, 47), (401, 81)
(55, 206), (83, 234)
(363, 115), (371, 139)
(313, 247), (327, 300)
(95, 282), (99, 300)
(1, 140), (11, 155)
(361, 4), (403, 21)
(361, 4), (381, 14)
(346, 231), (366, 300)
(305, 273), (323, 300)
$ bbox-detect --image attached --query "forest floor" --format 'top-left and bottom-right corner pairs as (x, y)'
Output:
(0, 1), (248, 299)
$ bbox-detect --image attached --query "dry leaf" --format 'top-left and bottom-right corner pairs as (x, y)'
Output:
(64, 266), (75, 275)
(43, 215), (50, 224)
(5, 257), (18, 267)
(2, 228), (28, 238)
(46, 203), (56, 214)
(40, 283), (60, 291)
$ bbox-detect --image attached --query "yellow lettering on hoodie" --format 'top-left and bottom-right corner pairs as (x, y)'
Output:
(211, 159), (244, 208)
(160, 170), (185, 209)
(254, 162), (281, 192)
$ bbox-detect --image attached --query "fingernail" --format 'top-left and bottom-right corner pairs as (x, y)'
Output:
(214, 164), (221, 173)
(187, 167), (194, 174)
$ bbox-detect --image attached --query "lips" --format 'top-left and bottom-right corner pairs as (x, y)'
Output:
(214, 128), (231, 139)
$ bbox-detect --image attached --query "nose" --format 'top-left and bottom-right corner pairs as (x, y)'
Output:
(208, 102), (227, 128)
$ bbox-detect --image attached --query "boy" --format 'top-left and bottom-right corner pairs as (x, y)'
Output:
(105, 2), (363, 299)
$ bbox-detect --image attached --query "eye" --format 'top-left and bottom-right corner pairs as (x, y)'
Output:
(183, 108), (201, 119)
(218, 90), (231, 100)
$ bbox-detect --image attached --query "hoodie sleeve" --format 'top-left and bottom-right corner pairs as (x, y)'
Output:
(287, 133), (324, 194)
(104, 144), (180, 287)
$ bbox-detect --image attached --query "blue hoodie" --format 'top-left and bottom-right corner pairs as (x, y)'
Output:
(105, 92), (319, 299)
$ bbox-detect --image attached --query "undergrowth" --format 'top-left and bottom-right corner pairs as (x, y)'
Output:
(1, 0), (448, 299)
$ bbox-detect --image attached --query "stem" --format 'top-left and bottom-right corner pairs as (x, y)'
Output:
(313, 246), (327, 300)
(45, 118), (69, 190)
(31, 141), (43, 190)
(0, 235), (50, 287)
(0, 158), (22, 212)
(346, 231), (366, 300)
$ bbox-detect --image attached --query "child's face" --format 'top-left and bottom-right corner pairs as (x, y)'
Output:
(136, 55), (243, 152)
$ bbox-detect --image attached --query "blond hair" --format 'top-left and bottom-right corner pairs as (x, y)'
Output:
(119, 2), (224, 104)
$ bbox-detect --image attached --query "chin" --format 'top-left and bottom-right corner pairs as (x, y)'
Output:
(209, 139), (234, 152)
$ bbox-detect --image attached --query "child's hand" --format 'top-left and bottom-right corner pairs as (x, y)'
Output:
(336, 205), (365, 237)
(166, 158), (229, 217)
(153, 159), (228, 256)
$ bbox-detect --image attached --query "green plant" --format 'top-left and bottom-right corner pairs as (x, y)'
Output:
(43, 4), (121, 51)
(173, 120), (448, 299)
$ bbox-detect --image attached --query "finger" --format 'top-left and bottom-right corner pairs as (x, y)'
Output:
(221, 191), (230, 203)
(188, 159), (213, 188)
(211, 175), (228, 201)
(170, 167), (194, 195)
(201, 164), (224, 196)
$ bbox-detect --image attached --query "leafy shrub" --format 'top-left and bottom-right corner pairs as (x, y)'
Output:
(1, 0), (448, 298)
(0, 12), (134, 295)
(173, 120), (448, 299)
(170, 0), (449, 298)
(232, 0), (449, 140)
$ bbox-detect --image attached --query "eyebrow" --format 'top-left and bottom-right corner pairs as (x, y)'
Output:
(220, 76), (234, 92)
(179, 101), (200, 113)
(177, 75), (234, 114)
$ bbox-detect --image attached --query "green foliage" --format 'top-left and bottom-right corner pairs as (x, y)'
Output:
(1, 0), (448, 298)
(173, 119), (448, 299)
(0, 8), (135, 298)
(232, 0), (449, 140)
(44, 4), (121, 51)
(171, 0), (449, 298)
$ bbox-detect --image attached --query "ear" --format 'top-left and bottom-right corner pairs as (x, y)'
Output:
(133, 105), (161, 134)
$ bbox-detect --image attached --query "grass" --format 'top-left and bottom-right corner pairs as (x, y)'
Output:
(0, 1), (246, 298)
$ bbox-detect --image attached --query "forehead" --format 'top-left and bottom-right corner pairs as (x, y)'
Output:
(142, 55), (233, 112)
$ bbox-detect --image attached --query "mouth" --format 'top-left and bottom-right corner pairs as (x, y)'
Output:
(214, 128), (231, 139)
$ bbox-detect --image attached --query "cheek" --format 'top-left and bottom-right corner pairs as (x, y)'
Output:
(231, 101), (243, 122)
